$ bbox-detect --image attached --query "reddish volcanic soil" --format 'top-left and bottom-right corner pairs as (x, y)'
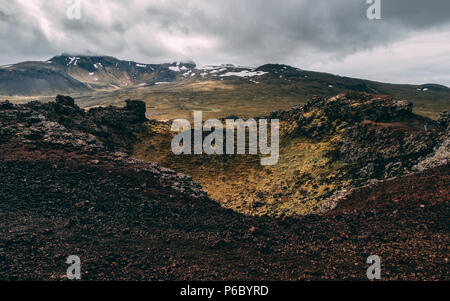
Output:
(333, 165), (449, 214)
(0, 141), (448, 281)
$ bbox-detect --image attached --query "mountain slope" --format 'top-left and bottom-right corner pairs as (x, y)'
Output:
(0, 61), (91, 96)
(0, 55), (195, 96)
(1, 55), (449, 119)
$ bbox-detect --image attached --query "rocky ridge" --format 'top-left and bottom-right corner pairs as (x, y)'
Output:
(272, 92), (448, 181)
(0, 96), (207, 201)
(0, 95), (146, 151)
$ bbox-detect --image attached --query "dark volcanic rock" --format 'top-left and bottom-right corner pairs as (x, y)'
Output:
(337, 121), (441, 178)
(0, 96), (147, 152)
(287, 92), (414, 138)
(438, 111), (449, 129)
(55, 95), (76, 107)
(275, 92), (446, 179)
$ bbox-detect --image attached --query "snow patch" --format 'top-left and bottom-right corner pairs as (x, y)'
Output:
(220, 70), (268, 78)
(169, 66), (181, 72)
(67, 57), (80, 66)
(200, 65), (220, 71)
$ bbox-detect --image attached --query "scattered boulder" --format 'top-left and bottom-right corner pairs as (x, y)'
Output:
(437, 111), (449, 129)
(55, 94), (75, 107)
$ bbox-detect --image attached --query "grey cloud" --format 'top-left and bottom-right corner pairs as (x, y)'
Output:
(0, 0), (57, 63)
(0, 0), (449, 84)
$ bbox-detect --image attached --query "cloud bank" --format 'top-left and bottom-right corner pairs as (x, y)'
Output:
(1, 0), (450, 85)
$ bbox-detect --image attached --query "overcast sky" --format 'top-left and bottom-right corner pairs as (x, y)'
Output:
(1, 0), (450, 85)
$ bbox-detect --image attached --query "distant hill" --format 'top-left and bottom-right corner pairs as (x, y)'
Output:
(1, 55), (449, 119)
(2, 54), (450, 97)
(0, 55), (195, 96)
(0, 60), (91, 96)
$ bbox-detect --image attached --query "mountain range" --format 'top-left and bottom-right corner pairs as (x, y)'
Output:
(1, 54), (449, 119)
(0, 55), (195, 95)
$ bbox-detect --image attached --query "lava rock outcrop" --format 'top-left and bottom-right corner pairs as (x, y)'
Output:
(0, 95), (147, 151)
(273, 92), (448, 180)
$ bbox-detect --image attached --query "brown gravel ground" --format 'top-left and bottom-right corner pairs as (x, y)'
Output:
(0, 142), (448, 280)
